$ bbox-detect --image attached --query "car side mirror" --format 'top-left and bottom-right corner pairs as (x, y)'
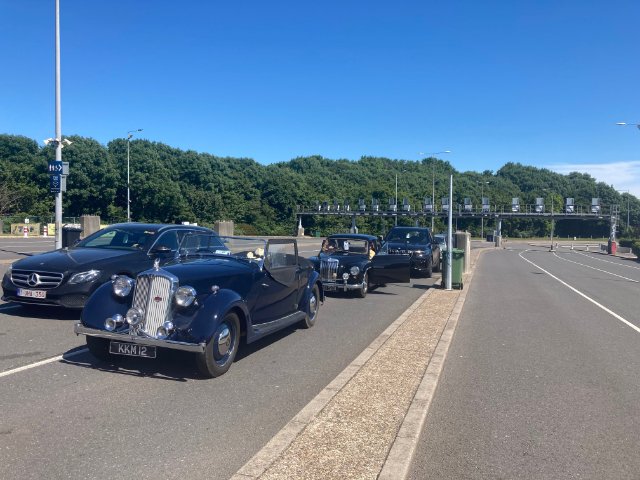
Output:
(150, 245), (174, 257)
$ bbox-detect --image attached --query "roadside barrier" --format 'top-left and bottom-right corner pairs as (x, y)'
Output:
(23, 227), (28, 238)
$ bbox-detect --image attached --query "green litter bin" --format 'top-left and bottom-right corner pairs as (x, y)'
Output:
(441, 248), (464, 290)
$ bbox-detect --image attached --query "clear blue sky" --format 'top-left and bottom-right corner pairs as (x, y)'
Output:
(2, 0), (639, 196)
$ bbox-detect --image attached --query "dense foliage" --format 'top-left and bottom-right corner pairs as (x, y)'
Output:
(0, 133), (638, 238)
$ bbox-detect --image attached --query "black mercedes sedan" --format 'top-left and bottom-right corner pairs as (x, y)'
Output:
(383, 226), (441, 277)
(1, 223), (213, 309)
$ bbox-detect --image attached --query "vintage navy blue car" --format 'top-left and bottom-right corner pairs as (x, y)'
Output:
(2, 223), (212, 309)
(74, 235), (322, 378)
(383, 227), (441, 277)
(309, 234), (410, 298)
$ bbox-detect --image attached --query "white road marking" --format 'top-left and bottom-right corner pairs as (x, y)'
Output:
(572, 250), (640, 270)
(0, 348), (88, 379)
(552, 252), (639, 283)
(520, 250), (640, 334)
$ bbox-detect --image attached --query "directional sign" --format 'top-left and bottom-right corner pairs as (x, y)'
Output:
(48, 160), (63, 174)
(50, 174), (61, 193)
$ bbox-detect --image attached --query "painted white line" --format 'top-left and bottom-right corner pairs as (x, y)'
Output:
(552, 252), (639, 283)
(520, 250), (640, 334)
(0, 348), (88, 379)
(572, 250), (640, 270)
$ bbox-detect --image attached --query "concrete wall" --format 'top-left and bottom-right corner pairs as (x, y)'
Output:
(214, 220), (234, 236)
(80, 216), (101, 238)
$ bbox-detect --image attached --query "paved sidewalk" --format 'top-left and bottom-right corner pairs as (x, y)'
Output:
(232, 249), (484, 480)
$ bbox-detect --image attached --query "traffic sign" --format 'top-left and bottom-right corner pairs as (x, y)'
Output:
(48, 160), (63, 174)
(50, 174), (61, 193)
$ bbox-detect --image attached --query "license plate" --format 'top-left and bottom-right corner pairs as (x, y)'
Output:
(323, 284), (336, 291)
(109, 341), (156, 358)
(17, 288), (47, 299)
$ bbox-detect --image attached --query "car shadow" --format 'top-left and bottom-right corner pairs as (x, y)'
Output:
(0, 303), (81, 321)
(62, 324), (301, 381)
(61, 347), (195, 381)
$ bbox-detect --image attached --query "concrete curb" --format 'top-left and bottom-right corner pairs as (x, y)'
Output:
(231, 288), (435, 480)
(378, 253), (480, 479)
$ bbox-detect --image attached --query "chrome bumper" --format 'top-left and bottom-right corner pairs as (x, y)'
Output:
(74, 324), (206, 353)
(321, 281), (363, 292)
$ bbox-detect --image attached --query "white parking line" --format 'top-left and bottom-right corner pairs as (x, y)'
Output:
(520, 250), (640, 334)
(0, 348), (88, 379)
(552, 252), (639, 283)
(572, 250), (640, 270)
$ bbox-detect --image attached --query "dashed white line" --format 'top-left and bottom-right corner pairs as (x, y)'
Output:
(552, 252), (639, 283)
(572, 250), (640, 270)
(519, 250), (640, 334)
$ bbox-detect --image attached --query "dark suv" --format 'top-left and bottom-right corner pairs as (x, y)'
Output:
(383, 227), (441, 277)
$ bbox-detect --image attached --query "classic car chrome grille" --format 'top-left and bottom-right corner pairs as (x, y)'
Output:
(320, 258), (339, 282)
(131, 273), (173, 338)
(11, 269), (64, 289)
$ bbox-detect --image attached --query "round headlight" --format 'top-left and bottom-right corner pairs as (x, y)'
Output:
(175, 286), (197, 307)
(126, 307), (143, 326)
(156, 321), (174, 339)
(342, 272), (349, 280)
(105, 314), (124, 331)
(350, 266), (360, 276)
(112, 275), (134, 297)
(105, 317), (116, 331)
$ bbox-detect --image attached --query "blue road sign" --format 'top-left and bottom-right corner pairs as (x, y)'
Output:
(50, 174), (61, 193)
(48, 160), (63, 174)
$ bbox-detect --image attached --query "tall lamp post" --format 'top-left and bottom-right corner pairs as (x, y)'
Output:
(478, 180), (490, 239)
(419, 150), (451, 231)
(617, 190), (630, 231)
(126, 129), (143, 222)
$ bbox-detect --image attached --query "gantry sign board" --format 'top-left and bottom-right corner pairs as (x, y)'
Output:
(48, 161), (69, 193)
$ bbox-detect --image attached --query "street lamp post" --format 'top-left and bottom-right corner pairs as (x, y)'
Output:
(419, 150), (451, 232)
(126, 129), (143, 222)
(617, 190), (630, 231)
(395, 173), (398, 226)
(478, 180), (489, 239)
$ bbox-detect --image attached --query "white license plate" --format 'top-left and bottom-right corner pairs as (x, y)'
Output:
(17, 288), (47, 299)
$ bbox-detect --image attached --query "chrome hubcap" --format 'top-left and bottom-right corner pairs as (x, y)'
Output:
(309, 294), (317, 319)
(216, 326), (231, 358)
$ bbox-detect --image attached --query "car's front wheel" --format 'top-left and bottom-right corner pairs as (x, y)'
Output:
(356, 271), (368, 298)
(300, 284), (320, 328)
(86, 336), (111, 362)
(426, 257), (433, 278)
(196, 312), (240, 378)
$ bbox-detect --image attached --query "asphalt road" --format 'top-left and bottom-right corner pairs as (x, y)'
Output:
(409, 243), (640, 479)
(0, 237), (437, 480)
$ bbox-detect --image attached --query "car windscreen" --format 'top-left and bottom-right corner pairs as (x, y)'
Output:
(386, 229), (430, 245)
(75, 227), (158, 250)
(179, 234), (266, 262)
(324, 238), (368, 254)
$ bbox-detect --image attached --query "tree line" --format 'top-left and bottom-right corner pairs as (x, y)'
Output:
(0, 133), (638, 239)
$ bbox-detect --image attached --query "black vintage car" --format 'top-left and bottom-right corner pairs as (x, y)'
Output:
(383, 226), (441, 277)
(309, 233), (410, 298)
(74, 235), (322, 378)
(2, 223), (213, 309)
